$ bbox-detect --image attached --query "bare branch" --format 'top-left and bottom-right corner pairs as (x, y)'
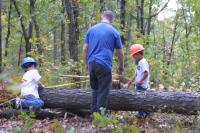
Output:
(149, 0), (170, 18)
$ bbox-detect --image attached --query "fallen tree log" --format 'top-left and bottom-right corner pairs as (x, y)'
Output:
(39, 88), (200, 115)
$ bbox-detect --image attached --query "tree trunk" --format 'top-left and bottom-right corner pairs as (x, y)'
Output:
(120, 0), (126, 46)
(0, 0), (2, 73)
(65, 0), (79, 61)
(147, 0), (152, 36)
(28, 0), (34, 49)
(180, 1), (192, 57)
(5, 0), (12, 57)
(13, 0), (31, 54)
(136, 0), (140, 31)
(140, 0), (144, 35)
(99, 0), (105, 13)
(39, 88), (200, 115)
(61, 0), (66, 64)
(136, 0), (169, 38)
(34, 21), (42, 54)
(152, 24), (157, 59)
(17, 35), (23, 66)
(60, 20), (66, 64)
(145, 0), (153, 46)
(161, 24), (167, 81)
(127, 15), (133, 43)
(30, 0), (43, 55)
(167, 15), (179, 66)
(53, 27), (58, 64)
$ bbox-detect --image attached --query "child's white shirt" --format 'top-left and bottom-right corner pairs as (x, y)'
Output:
(20, 69), (41, 98)
(134, 58), (150, 88)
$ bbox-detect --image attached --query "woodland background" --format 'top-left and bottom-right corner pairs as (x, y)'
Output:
(0, 0), (199, 90)
(0, 0), (200, 132)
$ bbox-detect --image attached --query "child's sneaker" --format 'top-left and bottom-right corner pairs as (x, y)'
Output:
(15, 96), (21, 109)
(136, 112), (149, 119)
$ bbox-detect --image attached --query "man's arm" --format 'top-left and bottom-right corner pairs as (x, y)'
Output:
(116, 48), (124, 75)
(83, 43), (89, 72)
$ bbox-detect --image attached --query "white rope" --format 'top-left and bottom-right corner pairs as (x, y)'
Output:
(59, 74), (89, 78)
(0, 98), (16, 107)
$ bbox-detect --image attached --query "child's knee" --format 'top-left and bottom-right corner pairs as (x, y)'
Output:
(35, 99), (44, 109)
(20, 98), (44, 109)
(39, 99), (44, 107)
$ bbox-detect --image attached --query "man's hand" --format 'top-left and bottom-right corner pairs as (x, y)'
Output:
(117, 67), (124, 76)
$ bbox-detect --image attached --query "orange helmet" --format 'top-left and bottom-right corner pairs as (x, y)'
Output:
(129, 44), (144, 56)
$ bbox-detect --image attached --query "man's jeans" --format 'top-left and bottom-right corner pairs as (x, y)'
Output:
(21, 95), (44, 109)
(89, 61), (112, 113)
(135, 85), (149, 118)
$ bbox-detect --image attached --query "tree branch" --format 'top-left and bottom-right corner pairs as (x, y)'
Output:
(13, 0), (28, 39)
(149, 0), (170, 18)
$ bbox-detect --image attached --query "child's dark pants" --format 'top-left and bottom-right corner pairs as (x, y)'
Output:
(135, 85), (150, 118)
(21, 95), (44, 109)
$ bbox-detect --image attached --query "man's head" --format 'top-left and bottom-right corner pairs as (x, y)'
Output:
(101, 10), (115, 23)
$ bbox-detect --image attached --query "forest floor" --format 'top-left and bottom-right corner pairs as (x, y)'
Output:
(0, 88), (200, 132)
(0, 110), (199, 133)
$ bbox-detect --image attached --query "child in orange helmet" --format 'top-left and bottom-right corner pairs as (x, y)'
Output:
(125, 43), (150, 118)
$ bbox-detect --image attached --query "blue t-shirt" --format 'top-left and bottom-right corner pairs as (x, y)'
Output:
(84, 22), (123, 71)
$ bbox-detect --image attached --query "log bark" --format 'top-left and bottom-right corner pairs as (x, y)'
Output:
(39, 88), (200, 115)
(0, 108), (72, 119)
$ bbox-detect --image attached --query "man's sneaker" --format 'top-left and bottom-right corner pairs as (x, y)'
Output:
(15, 96), (21, 109)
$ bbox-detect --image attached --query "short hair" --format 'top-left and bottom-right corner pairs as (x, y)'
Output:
(137, 50), (144, 55)
(23, 62), (36, 69)
(102, 10), (115, 22)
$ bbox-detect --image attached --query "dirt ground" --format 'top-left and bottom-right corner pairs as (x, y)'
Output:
(0, 110), (199, 133)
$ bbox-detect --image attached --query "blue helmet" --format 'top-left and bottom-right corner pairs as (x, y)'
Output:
(21, 57), (38, 69)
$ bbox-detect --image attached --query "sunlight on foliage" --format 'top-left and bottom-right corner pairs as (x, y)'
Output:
(17, 110), (36, 133)
(49, 119), (64, 133)
(92, 108), (140, 132)
(67, 127), (76, 133)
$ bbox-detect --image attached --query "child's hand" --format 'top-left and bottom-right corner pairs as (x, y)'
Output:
(123, 83), (129, 89)
(123, 80), (131, 89)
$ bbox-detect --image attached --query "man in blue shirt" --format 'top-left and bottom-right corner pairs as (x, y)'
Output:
(83, 10), (124, 114)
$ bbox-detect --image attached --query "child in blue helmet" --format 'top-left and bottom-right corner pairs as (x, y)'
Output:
(16, 57), (44, 110)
